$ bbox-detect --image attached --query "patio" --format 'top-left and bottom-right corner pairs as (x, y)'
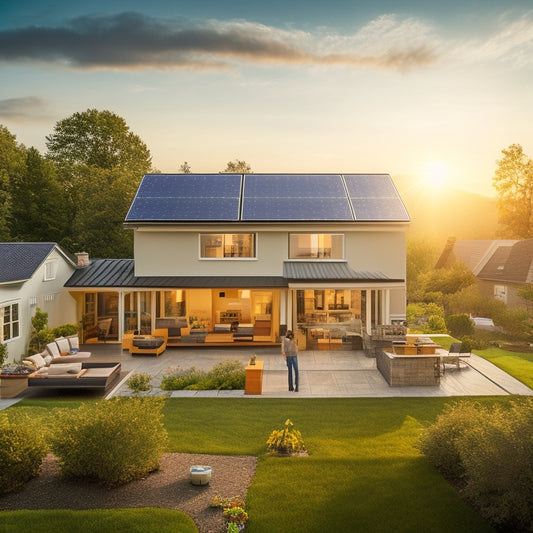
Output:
(2, 343), (531, 408)
(79, 342), (533, 398)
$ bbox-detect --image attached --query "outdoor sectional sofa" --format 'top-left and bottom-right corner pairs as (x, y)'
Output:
(28, 361), (121, 391)
(22, 335), (91, 371)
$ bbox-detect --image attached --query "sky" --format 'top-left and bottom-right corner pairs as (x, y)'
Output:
(0, 0), (532, 197)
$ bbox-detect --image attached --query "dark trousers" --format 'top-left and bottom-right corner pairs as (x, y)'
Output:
(286, 356), (299, 390)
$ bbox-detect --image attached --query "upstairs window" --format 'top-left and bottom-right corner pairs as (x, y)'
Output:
(44, 261), (57, 281)
(289, 233), (344, 260)
(1, 302), (19, 342)
(200, 234), (256, 259)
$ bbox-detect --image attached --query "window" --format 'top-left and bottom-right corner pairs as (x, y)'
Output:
(44, 261), (57, 281)
(494, 285), (507, 303)
(289, 233), (344, 259)
(200, 234), (256, 259)
(1, 303), (20, 341)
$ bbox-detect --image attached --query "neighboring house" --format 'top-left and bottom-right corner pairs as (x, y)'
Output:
(0, 242), (77, 362)
(65, 173), (409, 349)
(436, 237), (533, 309)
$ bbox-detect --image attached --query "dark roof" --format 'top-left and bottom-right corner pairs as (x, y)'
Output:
(65, 259), (286, 288)
(478, 239), (533, 283)
(65, 258), (401, 288)
(0, 242), (59, 283)
(125, 173), (410, 224)
(283, 261), (399, 282)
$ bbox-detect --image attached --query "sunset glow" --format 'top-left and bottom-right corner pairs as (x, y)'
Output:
(424, 162), (449, 189)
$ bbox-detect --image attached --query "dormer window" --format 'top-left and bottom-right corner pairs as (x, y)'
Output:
(289, 233), (344, 260)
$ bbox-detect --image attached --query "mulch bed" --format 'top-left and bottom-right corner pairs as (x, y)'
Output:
(0, 453), (258, 533)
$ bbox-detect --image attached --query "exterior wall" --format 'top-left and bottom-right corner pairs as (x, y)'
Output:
(478, 279), (530, 310)
(0, 249), (76, 363)
(133, 224), (407, 280)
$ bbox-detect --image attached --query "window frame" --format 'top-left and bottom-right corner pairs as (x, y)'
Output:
(199, 233), (257, 260)
(1, 301), (20, 342)
(44, 260), (57, 281)
(288, 233), (345, 260)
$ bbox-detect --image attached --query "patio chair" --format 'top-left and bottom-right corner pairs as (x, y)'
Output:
(441, 342), (463, 373)
(97, 318), (113, 342)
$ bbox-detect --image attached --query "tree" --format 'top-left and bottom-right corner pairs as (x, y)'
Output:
(0, 125), (26, 240)
(46, 109), (152, 176)
(45, 109), (153, 257)
(222, 159), (252, 173)
(493, 144), (533, 238)
(179, 161), (191, 173)
(9, 147), (68, 243)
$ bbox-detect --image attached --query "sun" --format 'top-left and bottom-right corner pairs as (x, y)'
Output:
(424, 161), (449, 189)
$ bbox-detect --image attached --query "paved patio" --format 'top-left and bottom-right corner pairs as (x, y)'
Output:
(1, 343), (531, 409)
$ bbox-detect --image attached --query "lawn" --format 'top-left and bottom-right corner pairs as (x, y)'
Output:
(2, 396), (508, 532)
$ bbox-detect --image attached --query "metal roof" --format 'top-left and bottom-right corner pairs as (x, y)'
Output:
(283, 261), (399, 282)
(65, 259), (286, 288)
(65, 259), (402, 288)
(0, 242), (63, 284)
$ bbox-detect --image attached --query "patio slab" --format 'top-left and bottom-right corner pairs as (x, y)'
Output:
(1, 344), (532, 408)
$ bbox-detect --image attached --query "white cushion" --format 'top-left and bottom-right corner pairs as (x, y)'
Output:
(45, 342), (61, 359)
(55, 337), (71, 355)
(24, 353), (46, 370)
(67, 335), (79, 351)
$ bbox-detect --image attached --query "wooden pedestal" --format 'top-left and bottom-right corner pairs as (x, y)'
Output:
(245, 360), (264, 395)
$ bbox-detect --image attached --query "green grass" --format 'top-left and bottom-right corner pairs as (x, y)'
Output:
(5, 397), (509, 532)
(0, 508), (197, 533)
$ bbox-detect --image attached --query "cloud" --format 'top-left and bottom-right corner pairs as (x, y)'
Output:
(0, 96), (49, 121)
(0, 11), (437, 72)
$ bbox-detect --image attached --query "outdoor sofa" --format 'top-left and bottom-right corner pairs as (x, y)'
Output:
(22, 335), (91, 372)
(127, 328), (168, 356)
(28, 361), (121, 391)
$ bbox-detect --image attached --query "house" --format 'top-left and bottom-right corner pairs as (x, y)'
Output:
(0, 242), (77, 362)
(65, 173), (409, 349)
(436, 237), (533, 309)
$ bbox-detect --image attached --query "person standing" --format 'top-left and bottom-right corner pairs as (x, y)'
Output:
(282, 330), (299, 392)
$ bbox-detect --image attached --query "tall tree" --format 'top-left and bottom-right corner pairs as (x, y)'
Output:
(493, 144), (533, 238)
(0, 125), (25, 240)
(45, 109), (153, 257)
(9, 147), (69, 243)
(222, 159), (252, 173)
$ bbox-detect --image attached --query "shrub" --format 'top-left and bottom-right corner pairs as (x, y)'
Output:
(424, 315), (447, 333)
(50, 397), (168, 487)
(445, 314), (475, 339)
(418, 399), (533, 531)
(266, 419), (306, 455)
(161, 360), (245, 390)
(0, 413), (48, 494)
(126, 372), (152, 393)
(161, 366), (206, 390)
(417, 401), (487, 480)
(51, 323), (79, 338)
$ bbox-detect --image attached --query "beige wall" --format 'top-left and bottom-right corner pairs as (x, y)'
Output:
(133, 225), (406, 280)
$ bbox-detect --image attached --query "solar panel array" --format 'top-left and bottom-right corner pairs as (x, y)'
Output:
(125, 173), (409, 223)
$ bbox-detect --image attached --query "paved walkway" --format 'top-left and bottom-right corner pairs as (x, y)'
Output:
(1, 344), (531, 409)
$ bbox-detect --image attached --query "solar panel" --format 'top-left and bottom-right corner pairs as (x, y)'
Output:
(242, 174), (352, 221)
(125, 173), (409, 223)
(125, 174), (242, 221)
(343, 174), (409, 221)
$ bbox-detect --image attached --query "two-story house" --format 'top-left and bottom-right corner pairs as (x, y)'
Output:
(65, 173), (409, 350)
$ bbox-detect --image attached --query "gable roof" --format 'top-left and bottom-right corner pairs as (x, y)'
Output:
(436, 238), (517, 275)
(478, 239), (533, 283)
(0, 242), (73, 284)
(124, 173), (410, 224)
